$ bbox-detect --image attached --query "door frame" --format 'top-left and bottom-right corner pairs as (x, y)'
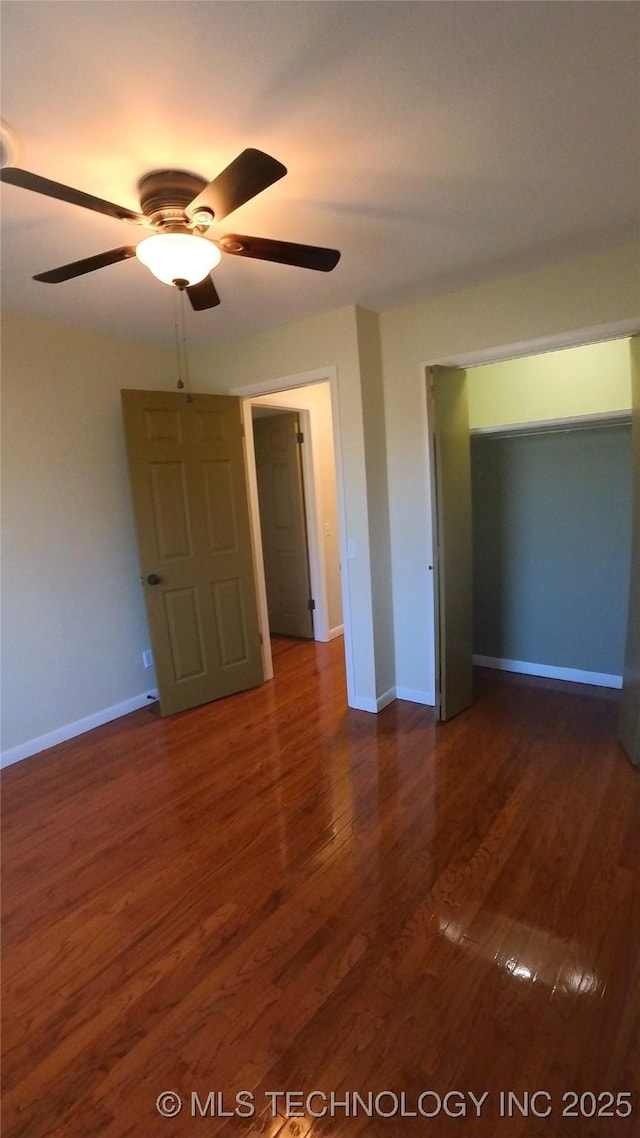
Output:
(231, 367), (348, 686)
(424, 317), (639, 705)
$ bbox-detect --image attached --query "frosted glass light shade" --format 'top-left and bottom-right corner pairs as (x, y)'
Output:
(136, 233), (221, 286)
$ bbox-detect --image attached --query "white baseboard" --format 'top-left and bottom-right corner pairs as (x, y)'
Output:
(348, 686), (396, 714)
(376, 687), (397, 712)
(395, 686), (434, 706)
(473, 655), (623, 690)
(329, 625), (345, 641)
(1, 690), (159, 769)
(348, 696), (378, 713)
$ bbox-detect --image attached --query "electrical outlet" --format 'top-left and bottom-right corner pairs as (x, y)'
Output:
(142, 649), (153, 669)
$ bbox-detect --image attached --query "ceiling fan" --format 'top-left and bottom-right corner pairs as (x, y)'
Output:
(0, 149), (341, 310)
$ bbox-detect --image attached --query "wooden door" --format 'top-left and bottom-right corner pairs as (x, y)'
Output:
(253, 412), (314, 639)
(428, 365), (473, 720)
(121, 390), (263, 716)
(619, 334), (640, 765)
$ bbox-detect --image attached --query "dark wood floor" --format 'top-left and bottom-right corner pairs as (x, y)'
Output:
(2, 638), (639, 1138)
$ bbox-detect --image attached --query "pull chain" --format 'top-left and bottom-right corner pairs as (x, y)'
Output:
(172, 285), (183, 390)
(172, 285), (193, 401)
(178, 287), (192, 402)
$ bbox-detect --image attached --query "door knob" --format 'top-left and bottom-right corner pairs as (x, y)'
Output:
(146, 573), (161, 586)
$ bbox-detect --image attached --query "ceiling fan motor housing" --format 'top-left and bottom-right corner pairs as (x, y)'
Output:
(138, 169), (209, 230)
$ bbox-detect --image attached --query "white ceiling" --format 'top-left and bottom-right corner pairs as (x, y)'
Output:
(1, 1), (638, 348)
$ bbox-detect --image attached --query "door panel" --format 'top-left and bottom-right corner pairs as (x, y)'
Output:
(618, 334), (640, 765)
(122, 390), (263, 716)
(212, 578), (252, 666)
(165, 587), (206, 680)
(253, 412), (314, 638)
(202, 461), (237, 552)
(429, 365), (473, 720)
(150, 462), (192, 557)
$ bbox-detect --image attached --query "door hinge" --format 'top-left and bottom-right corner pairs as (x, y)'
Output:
(296, 431), (304, 444)
(308, 598), (316, 611)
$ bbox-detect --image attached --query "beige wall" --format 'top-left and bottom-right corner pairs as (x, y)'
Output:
(250, 382), (343, 634)
(1, 314), (176, 758)
(380, 242), (639, 703)
(468, 337), (632, 429)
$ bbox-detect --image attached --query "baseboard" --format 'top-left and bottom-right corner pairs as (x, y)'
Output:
(376, 687), (396, 712)
(473, 655), (623, 690)
(0, 690), (159, 769)
(395, 686), (434, 706)
(329, 624), (345, 641)
(348, 686), (396, 714)
(348, 696), (379, 713)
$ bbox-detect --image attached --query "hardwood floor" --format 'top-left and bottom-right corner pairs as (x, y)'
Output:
(2, 638), (639, 1137)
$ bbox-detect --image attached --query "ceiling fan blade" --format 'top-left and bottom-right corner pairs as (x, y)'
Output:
(0, 167), (145, 223)
(186, 149), (287, 223)
(186, 274), (221, 311)
(220, 234), (341, 272)
(33, 246), (137, 283)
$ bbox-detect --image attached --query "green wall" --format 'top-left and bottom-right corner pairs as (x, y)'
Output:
(471, 424), (633, 675)
(468, 338), (631, 430)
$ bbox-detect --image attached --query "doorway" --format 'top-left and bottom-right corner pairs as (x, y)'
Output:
(235, 374), (345, 685)
(429, 334), (635, 721)
(252, 408), (314, 640)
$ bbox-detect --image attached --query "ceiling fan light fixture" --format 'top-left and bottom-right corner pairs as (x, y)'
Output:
(135, 232), (221, 287)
